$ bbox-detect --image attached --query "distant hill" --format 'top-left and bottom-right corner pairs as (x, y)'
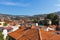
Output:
(53, 11), (60, 15)
(33, 11), (60, 18)
(0, 13), (29, 17)
(0, 11), (60, 18)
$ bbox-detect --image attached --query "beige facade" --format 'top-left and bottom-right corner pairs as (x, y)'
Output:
(0, 22), (5, 27)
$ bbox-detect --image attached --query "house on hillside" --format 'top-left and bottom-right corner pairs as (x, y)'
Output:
(39, 17), (44, 21)
(0, 22), (5, 27)
(38, 17), (45, 26)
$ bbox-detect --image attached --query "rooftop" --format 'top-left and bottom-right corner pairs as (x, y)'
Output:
(9, 27), (40, 40)
(8, 26), (60, 40)
(40, 29), (60, 40)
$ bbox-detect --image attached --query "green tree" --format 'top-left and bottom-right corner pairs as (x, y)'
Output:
(46, 13), (59, 25)
(33, 18), (38, 23)
(46, 13), (55, 20)
(3, 22), (7, 26)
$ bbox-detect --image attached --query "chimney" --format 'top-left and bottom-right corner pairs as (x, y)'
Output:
(31, 24), (36, 29)
(36, 23), (38, 26)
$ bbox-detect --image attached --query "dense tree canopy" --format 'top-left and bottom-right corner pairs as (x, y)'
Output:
(45, 13), (59, 25)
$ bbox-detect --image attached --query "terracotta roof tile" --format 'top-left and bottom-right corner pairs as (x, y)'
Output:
(9, 27), (26, 39)
(9, 26), (60, 40)
(40, 29), (60, 40)
(9, 27), (39, 40)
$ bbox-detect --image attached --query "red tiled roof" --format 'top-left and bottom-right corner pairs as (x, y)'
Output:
(40, 29), (60, 40)
(9, 27), (26, 39)
(18, 29), (39, 40)
(9, 26), (60, 40)
(9, 27), (39, 40)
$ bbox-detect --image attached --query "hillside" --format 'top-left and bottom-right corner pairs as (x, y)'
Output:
(33, 11), (60, 17)
(0, 11), (60, 19)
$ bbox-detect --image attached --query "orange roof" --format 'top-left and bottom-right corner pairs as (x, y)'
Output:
(8, 26), (60, 40)
(9, 27), (26, 39)
(40, 29), (60, 40)
(31, 25), (36, 29)
(9, 27), (39, 40)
